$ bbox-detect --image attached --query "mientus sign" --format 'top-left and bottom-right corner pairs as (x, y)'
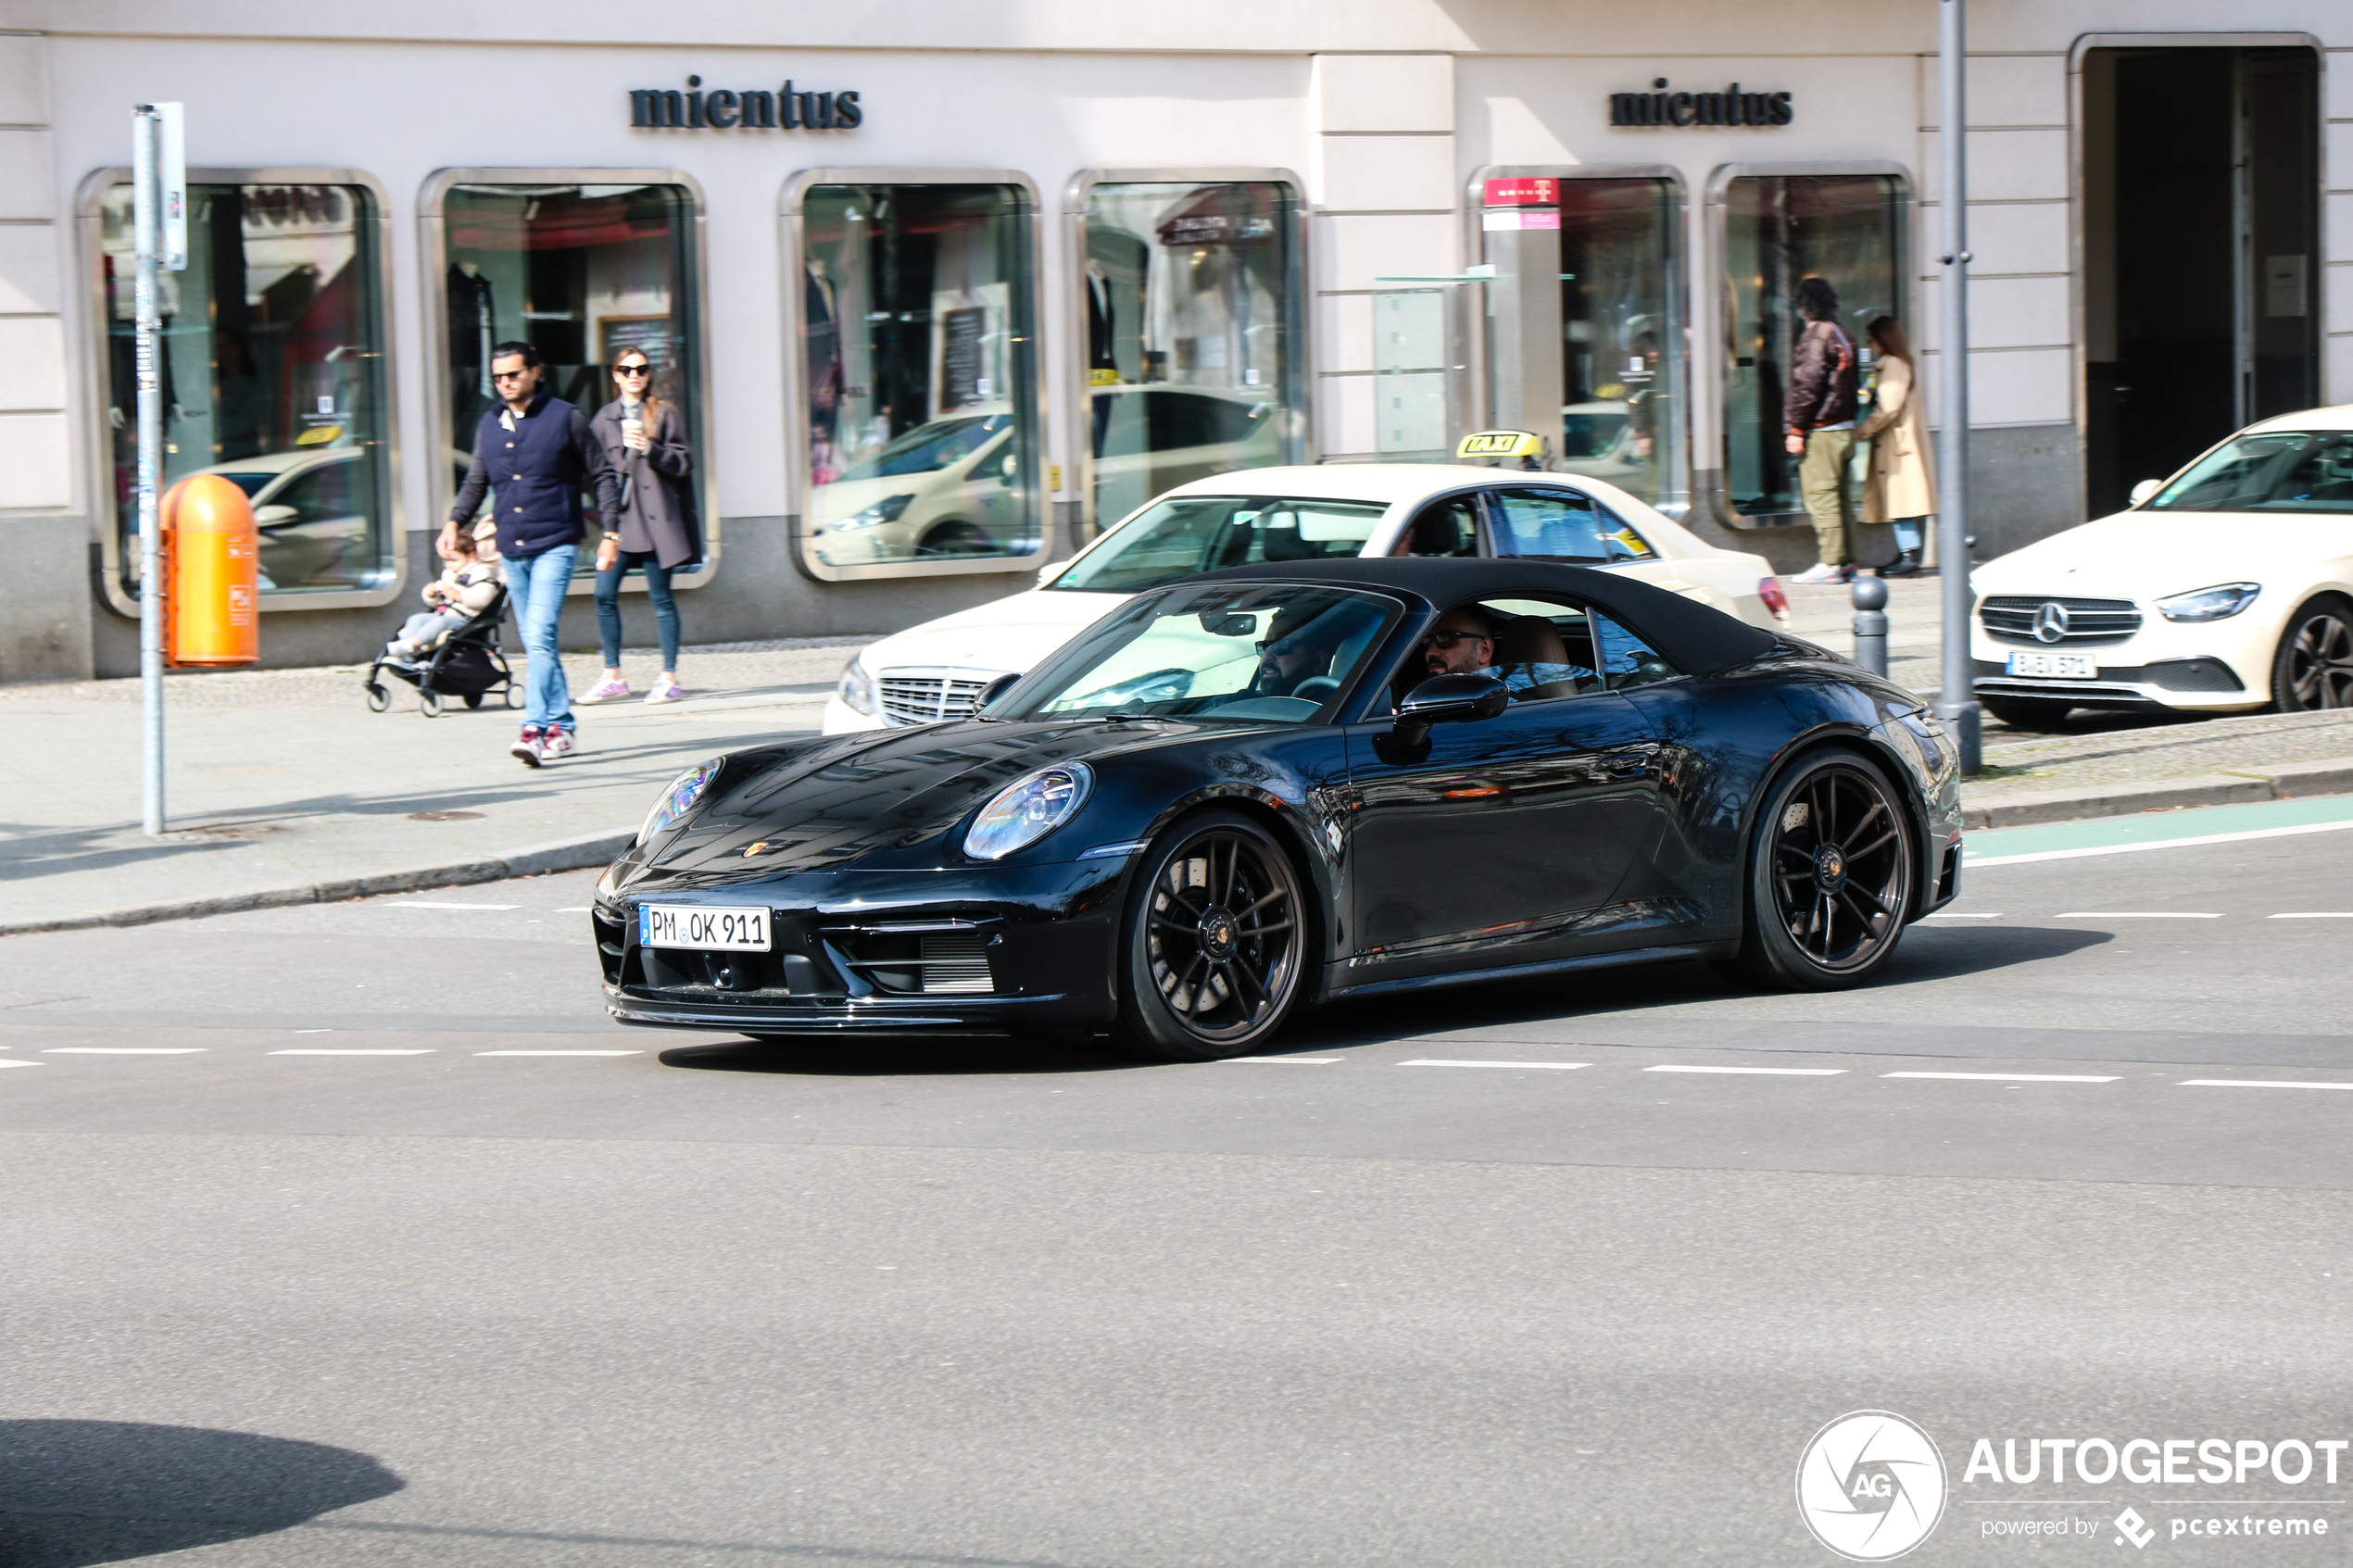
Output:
(629, 75), (863, 131)
(1610, 77), (1792, 127)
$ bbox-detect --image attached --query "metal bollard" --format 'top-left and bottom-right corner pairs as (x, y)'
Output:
(1851, 575), (1890, 678)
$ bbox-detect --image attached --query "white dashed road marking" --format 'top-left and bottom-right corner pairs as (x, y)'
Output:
(2055, 912), (2221, 920)
(2271, 912), (2353, 919)
(0, 1059), (43, 1068)
(43, 1047), (207, 1055)
(270, 1049), (437, 1056)
(1644, 1064), (1845, 1076)
(2178, 1079), (2353, 1091)
(1883, 1072), (2120, 1083)
(1398, 1059), (1592, 1071)
(1967, 817), (2353, 867)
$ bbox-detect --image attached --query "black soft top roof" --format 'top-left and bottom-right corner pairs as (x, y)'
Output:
(1189, 558), (1780, 677)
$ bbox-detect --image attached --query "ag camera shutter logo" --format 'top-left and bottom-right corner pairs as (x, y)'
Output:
(1796, 1411), (1948, 1561)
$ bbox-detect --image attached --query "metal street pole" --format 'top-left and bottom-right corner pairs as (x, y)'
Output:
(1934, 0), (1982, 773)
(133, 105), (166, 834)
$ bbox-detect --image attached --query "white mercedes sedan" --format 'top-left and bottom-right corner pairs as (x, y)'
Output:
(1971, 408), (2353, 723)
(824, 464), (1789, 733)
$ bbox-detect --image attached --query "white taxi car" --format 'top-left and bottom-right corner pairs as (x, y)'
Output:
(824, 462), (1788, 733)
(1971, 408), (2353, 723)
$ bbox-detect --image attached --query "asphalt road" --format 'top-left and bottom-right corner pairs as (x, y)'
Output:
(5, 809), (2352, 1566)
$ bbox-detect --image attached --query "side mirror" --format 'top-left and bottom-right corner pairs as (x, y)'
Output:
(1394, 672), (1509, 742)
(254, 503), (299, 528)
(975, 672), (1020, 713)
(2129, 478), (2162, 508)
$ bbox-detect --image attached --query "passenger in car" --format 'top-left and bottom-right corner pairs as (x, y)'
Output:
(1419, 605), (1592, 696)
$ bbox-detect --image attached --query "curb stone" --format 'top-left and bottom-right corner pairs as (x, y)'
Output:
(1960, 757), (2353, 831)
(0, 827), (635, 939)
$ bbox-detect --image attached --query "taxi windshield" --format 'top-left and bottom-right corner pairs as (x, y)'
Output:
(994, 584), (1396, 726)
(2145, 431), (2353, 514)
(1048, 495), (1386, 595)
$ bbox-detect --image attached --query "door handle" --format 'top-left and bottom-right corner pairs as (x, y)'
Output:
(1599, 747), (1652, 777)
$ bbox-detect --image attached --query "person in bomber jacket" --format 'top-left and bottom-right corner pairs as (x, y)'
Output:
(1782, 276), (1861, 584)
(441, 340), (622, 767)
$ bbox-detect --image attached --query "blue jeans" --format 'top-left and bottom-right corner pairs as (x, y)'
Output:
(503, 543), (579, 734)
(1892, 517), (1924, 554)
(593, 550), (681, 669)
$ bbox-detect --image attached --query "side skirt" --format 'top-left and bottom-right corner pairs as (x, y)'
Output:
(1320, 940), (1732, 1002)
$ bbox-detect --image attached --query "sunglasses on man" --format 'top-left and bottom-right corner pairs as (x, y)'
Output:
(612, 362), (651, 377)
(1424, 630), (1489, 649)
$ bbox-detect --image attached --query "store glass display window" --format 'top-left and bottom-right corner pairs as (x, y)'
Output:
(435, 179), (704, 568)
(1555, 177), (1682, 513)
(95, 179), (392, 596)
(1721, 173), (1907, 521)
(1078, 179), (1303, 527)
(795, 180), (1043, 576)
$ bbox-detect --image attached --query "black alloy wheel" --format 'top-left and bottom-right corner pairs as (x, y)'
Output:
(915, 521), (990, 557)
(2271, 596), (2353, 711)
(1732, 751), (1915, 991)
(1115, 810), (1308, 1060)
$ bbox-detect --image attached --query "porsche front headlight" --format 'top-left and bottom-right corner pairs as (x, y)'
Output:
(963, 763), (1092, 860)
(639, 759), (723, 845)
(2156, 583), (2261, 622)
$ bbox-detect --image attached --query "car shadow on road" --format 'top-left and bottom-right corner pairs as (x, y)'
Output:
(0, 1419), (404, 1567)
(658, 1037), (1151, 1078)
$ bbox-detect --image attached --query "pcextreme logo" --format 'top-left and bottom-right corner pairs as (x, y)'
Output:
(1796, 1411), (1950, 1561)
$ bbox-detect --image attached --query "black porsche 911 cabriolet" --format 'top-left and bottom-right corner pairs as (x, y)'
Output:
(592, 558), (1962, 1060)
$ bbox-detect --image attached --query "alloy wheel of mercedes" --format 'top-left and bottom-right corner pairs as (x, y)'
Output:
(1116, 811), (1307, 1060)
(2271, 596), (2353, 711)
(1736, 751), (1915, 990)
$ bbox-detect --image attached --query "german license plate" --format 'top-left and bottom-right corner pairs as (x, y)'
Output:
(2006, 652), (2097, 679)
(637, 904), (771, 951)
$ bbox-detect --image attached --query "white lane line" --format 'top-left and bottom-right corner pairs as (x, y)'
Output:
(271, 1048), (436, 1056)
(2179, 1079), (2353, 1091)
(1398, 1059), (1592, 1071)
(553, 906), (592, 913)
(2054, 911), (2221, 919)
(387, 901), (522, 910)
(0, 1059), (44, 1068)
(43, 1047), (207, 1055)
(293, 1028), (333, 1034)
(1968, 817), (2353, 867)
(1883, 1071), (2120, 1083)
(2271, 912), (2353, 919)
(473, 1049), (642, 1057)
(1645, 1064), (1845, 1076)
(1219, 1055), (1343, 1064)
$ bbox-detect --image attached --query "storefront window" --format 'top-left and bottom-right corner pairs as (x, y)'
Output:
(1080, 181), (1302, 525)
(1556, 178), (1683, 513)
(98, 181), (391, 596)
(438, 181), (702, 562)
(1722, 174), (1907, 520)
(798, 182), (1042, 574)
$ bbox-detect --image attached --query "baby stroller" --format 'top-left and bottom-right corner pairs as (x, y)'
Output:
(362, 583), (522, 718)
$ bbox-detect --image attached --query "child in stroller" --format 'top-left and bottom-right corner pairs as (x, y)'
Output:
(364, 533), (519, 717)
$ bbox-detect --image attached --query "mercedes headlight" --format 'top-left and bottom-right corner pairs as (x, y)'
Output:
(2156, 583), (2261, 622)
(836, 494), (914, 531)
(639, 759), (723, 845)
(963, 763), (1092, 860)
(837, 654), (877, 716)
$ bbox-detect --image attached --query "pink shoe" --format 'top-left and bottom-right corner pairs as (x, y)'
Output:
(644, 680), (685, 704)
(577, 676), (630, 704)
(540, 729), (576, 760)
(510, 726), (543, 768)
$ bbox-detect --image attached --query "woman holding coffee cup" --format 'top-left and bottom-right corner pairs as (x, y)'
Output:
(582, 347), (701, 704)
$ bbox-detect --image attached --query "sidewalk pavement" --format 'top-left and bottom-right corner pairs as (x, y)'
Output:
(4, 608), (2351, 935)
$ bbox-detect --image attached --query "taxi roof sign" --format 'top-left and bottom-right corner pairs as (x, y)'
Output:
(1455, 429), (1546, 460)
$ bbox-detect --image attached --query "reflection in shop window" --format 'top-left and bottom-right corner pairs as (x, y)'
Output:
(99, 182), (391, 596)
(799, 182), (1042, 572)
(1081, 182), (1302, 527)
(439, 182), (702, 564)
(1723, 174), (1907, 520)
(1556, 179), (1682, 514)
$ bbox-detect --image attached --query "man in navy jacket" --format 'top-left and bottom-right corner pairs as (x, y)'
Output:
(443, 341), (622, 766)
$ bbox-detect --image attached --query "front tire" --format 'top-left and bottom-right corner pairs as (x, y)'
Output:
(1114, 811), (1308, 1060)
(2271, 596), (2353, 711)
(1731, 750), (1916, 991)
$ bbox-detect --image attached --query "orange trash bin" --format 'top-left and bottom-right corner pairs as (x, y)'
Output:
(161, 473), (260, 667)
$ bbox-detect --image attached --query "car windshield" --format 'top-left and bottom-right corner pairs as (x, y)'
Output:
(835, 414), (1009, 482)
(214, 472), (276, 497)
(994, 584), (1396, 726)
(2145, 431), (2353, 514)
(1048, 495), (1387, 595)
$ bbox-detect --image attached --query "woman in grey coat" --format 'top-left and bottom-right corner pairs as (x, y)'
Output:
(580, 348), (702, 704)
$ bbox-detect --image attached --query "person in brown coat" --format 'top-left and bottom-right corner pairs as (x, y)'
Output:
(1857, 316), (1937, 577)
(1783, 276), (1860, 584)
(579, 349), (702, 705)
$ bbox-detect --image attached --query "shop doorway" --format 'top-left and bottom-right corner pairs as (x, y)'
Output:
(2082, 44), (2319, 515)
